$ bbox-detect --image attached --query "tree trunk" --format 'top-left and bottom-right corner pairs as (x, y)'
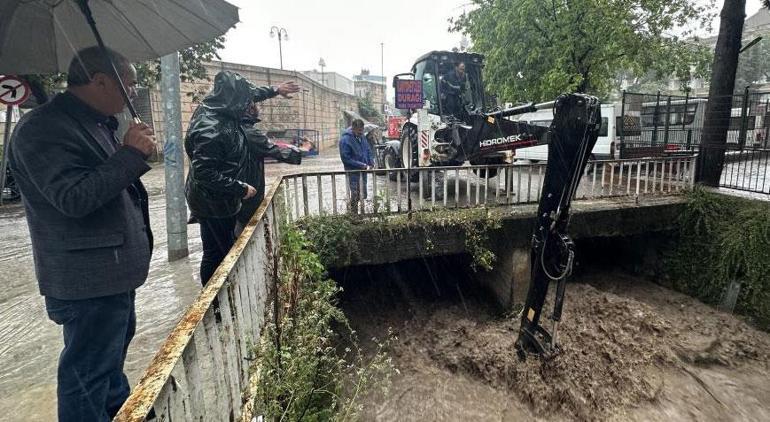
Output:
(697, 0), (746, 186)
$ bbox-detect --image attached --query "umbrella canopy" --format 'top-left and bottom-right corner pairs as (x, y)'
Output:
(0, 0), (239, 74)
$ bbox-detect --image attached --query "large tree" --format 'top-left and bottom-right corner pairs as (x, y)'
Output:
(697, 0), (746, 186)
(451, 0), (714, 102)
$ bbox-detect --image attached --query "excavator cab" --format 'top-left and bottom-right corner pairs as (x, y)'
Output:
(409, 51), (486, 122)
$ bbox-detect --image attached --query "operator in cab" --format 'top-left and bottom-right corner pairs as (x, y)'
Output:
(440, 61), (471, 120)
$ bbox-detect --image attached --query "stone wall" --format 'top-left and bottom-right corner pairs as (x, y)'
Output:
(149, 61), (360, 154)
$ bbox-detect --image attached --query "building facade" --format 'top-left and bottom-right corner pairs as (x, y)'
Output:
(301, 70), (354, 95)
(146, 61), (360, 156)
(352, 69), (386, 114)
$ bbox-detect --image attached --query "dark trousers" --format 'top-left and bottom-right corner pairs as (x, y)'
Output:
(45, 291), (136, 422)
(347, 173), (368, 213)
(199, 216), (237, 286)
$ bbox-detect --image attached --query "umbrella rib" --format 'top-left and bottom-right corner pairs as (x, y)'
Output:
(53, 5), (91, 75)
(106, 3), (161, 56)
(165, 0), (237, 33)
(134, 0), (198, 45)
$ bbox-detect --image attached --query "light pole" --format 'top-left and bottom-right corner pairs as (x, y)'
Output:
(269, 26), (288, 70)
(302, 88), (308, 131)
(318, 57), (326, 86)
(381, 42), (386, 115)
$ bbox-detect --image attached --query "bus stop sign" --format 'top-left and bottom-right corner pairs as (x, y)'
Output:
(395, 79), (423, 109)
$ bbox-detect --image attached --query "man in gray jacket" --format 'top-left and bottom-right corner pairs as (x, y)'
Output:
(9, 47), (156, 421)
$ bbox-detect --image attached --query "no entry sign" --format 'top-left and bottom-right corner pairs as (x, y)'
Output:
(0, 76), (31, 106)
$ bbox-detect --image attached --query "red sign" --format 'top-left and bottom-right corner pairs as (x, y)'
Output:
(395, 79), (423, 109)
(0, 76), (31, 106)
(387, 116), (407, 139)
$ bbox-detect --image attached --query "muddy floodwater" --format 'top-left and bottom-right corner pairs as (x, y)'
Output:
(337, 258), (770, 421)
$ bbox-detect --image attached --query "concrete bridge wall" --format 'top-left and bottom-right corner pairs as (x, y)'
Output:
(328, 196), (686, 310)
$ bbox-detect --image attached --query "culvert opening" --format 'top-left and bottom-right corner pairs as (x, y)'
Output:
(329, 248), (770, 421)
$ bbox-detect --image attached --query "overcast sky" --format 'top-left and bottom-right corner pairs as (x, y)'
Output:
(219, 0), (765, 101)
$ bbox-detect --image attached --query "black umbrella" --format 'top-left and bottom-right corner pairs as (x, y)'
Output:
(0, 0), (240, 119)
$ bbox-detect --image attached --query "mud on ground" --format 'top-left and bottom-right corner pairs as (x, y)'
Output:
(336, 260), (770, 421)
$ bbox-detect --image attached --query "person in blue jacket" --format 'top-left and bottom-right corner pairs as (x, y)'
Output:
(339, 118), (374, 212)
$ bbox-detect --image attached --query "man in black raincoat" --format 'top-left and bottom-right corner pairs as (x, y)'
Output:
(234, 103), (308, 236)
(185, 71), (299, 286)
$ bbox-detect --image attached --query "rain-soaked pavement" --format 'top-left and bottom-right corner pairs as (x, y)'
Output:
(0, 149), (341, 422)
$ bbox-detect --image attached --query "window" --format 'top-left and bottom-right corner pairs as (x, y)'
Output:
(599, 117), (608, 137)
(641, 103), (699, 127)
(413, 61), (438, 115)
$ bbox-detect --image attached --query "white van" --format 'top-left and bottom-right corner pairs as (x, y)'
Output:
(513, 103), (619, 162)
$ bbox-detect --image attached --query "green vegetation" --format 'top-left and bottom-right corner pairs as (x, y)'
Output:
(450, 0), (713, 101)
(298, 208), (502, 271)
(251, 224), (392, 421)
(356, 92), (384, 126)
(666, 187), (770, 329)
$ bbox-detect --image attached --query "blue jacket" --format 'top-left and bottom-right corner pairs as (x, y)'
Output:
(339, 127), (374, 170)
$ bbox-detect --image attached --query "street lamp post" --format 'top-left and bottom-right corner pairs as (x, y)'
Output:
(381, 42), (386, 115)
(302, 88), (308, 132)
(318, 57), (326, 86)
(269, 26), (288, 70)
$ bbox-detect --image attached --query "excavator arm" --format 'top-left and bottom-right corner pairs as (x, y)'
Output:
(513, 93), (601, 358)
(431, 101), (553, 164)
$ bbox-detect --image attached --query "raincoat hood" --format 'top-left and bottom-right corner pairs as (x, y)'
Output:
(184, 72), (279, 219)
(201, 71), (260, 119)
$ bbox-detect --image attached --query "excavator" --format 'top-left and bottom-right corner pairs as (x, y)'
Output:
(391, 51), (602, 358)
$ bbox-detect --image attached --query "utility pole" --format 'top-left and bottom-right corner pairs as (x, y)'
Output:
(302, 88), (308, 132)
(160, 52), (189, 261)
(270, 26), (289, 70)
(318, 57), (326, 86)
(381, 42), (385, 114)
(0, 106), (13, 206)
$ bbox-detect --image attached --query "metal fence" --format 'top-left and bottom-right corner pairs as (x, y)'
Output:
(619, 90), (770, 158)
(281, 156), (696, 221)
(620, 90), (770, 194)
(114, 181), (282, 422)
(718, 147), (770, 194)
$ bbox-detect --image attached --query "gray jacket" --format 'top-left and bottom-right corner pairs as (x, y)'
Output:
(9, 92), (153, 300)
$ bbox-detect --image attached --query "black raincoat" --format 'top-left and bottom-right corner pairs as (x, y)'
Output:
(184, 71), (278, 219)
(236, 116), (302, 226)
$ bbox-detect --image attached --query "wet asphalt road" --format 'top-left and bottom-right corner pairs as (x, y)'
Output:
(0, 149), (341, 421)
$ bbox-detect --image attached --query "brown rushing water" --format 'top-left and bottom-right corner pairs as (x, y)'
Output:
(337, 258), (770, 422)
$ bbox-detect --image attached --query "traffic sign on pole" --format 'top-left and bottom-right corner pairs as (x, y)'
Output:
(0, 76), (31, 106)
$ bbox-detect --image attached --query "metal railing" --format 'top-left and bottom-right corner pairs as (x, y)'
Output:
(114, 181), (283, 422)
(281, 156), (696, 221)
(719, 147), (770, 194)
